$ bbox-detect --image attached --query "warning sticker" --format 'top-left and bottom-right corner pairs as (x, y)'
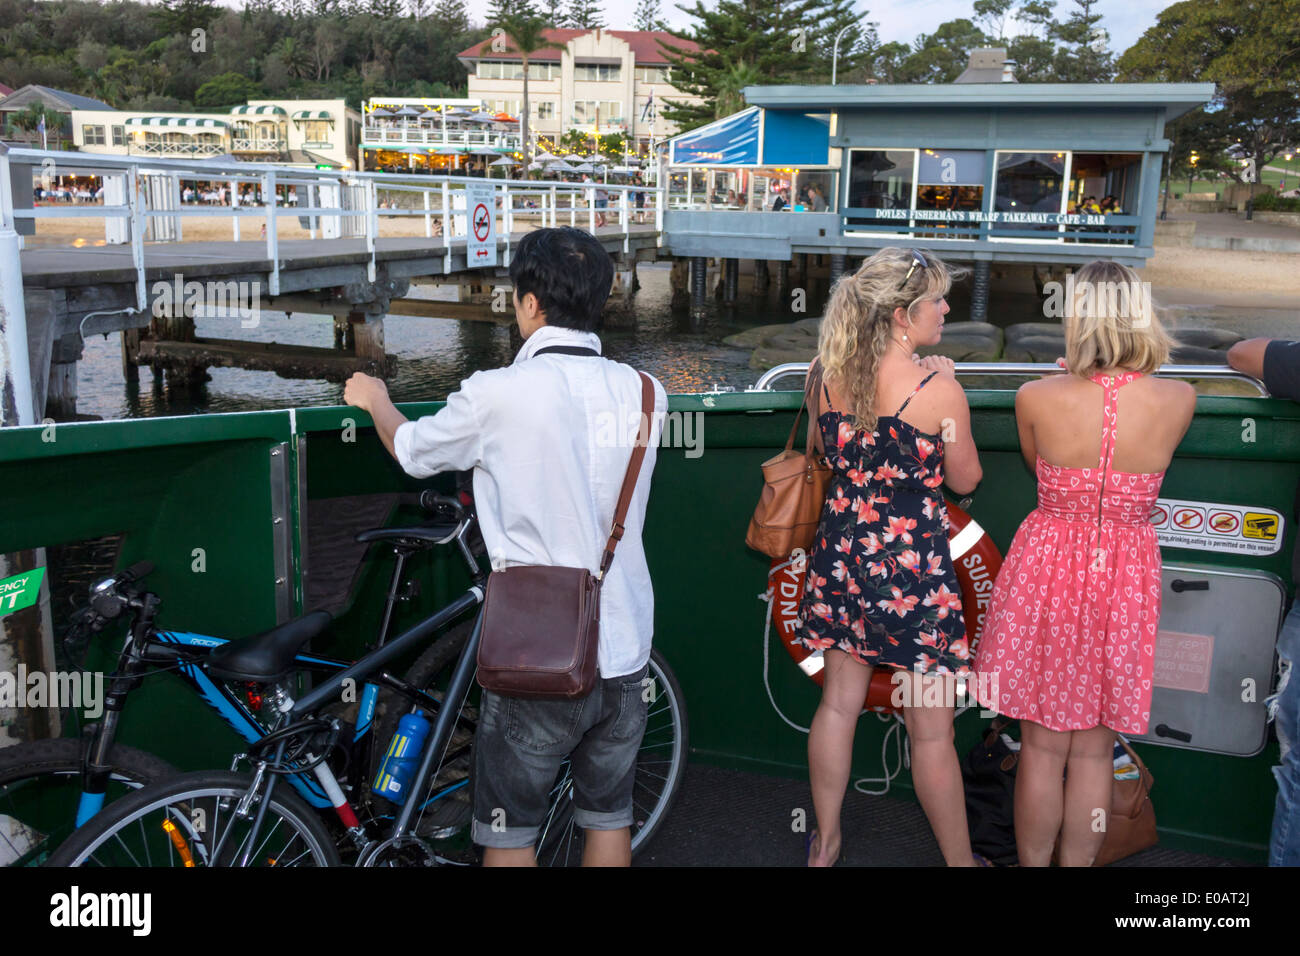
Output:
(1154, 497), (1285, 556)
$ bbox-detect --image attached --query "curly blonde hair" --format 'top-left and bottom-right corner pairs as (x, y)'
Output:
(817, 247), (966, 433)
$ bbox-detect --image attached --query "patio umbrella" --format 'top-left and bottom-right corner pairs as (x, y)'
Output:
(528, 162), (547, 171)
(490, 156), (518, 166)
(471, 147), (501, 155)
(444, 108), (472, 117)
(534, 151), (558, 163)
(463, 114), (494, 125)
(369, 107), (393, 117)
(418, 110), (440, 119)
(564, 153), (587, 162)
(571, 163), (595, 173)
(394, 106), (421, 117)
(493, 112), (516, 122)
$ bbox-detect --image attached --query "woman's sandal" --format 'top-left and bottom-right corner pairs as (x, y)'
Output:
(805, 830), (846, 867)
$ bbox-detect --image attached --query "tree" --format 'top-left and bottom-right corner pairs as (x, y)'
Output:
(1052, 0), (1114, 81)
(656, 0), (827, 133)
(311, 17), (347, 80)
(10, 104), (62, 147)
(562, 0), (603, 29)
(487, 0), (540, 21)
(633, 0), (668, 32)
(490, 12), (561, 166)
(899, 18), (986, 83)
(972, 0), (1014, 41)
(432, 0), (469, 33)
(194, 71), (263, 106)
(152, 0), (220, 36)
(1118, 0), (1300, 190)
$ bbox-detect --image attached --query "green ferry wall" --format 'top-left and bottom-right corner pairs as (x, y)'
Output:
(1, 388), (1296, 862)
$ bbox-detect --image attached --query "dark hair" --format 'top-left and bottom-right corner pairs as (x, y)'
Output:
(508, 226), (613, 332)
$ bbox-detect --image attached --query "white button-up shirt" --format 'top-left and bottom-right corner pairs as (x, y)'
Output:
(393, 324), (667, 678)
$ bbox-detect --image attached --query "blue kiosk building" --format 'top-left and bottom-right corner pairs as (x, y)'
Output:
(662, 62), (1214, 319)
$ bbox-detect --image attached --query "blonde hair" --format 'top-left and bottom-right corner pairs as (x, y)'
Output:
(1063, 260), (1173, 376)
(817, 247), (966, 433)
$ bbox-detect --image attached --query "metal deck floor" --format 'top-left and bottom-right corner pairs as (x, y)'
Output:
(633, 763), (1248, 867)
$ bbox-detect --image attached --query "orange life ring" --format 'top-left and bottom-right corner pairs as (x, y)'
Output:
(769, 500), (1002, 713)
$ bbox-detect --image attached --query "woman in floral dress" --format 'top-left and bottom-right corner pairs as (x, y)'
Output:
(795, 248), (984, 866)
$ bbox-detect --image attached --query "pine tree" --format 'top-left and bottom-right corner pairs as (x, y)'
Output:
(1052, 0), (1113, 81)
(539, 0), (564, 26)
(432, 0), (469, 33)
(656, 0), (831, 132)
(488, 0), (540, 22)
(633, 0), (668, 32)
(563, 0), (604, 29)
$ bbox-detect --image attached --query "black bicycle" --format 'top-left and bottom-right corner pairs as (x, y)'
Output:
(42, 494), (687, 867)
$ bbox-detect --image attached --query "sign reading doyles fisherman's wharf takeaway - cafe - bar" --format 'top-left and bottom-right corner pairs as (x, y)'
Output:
(869, 208), (1110, 225)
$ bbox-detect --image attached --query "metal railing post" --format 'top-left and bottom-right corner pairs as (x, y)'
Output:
(0, 142), (35, 426)
(423, 188), (431, 239)
(264, 169), (280, 295)
(308, 183), (317, 240)
(587, 186), (595, 232)
(621, 186), (629, 253)
(501, 181), (511, 267)
(656, 187), (664, 236)
(441, 179), (451, 273)
(230, 179), (240, 241)
(364, 177), (377, 283)
(129, 166), (146, 311)
(550, 184), (557, 228)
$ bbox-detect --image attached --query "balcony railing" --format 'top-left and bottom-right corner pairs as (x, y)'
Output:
(130, 141), (226, 156)
(232, 138), (287, 152)
(360, 127), (521, 150)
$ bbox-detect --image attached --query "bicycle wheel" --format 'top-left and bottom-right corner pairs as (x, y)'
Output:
(0, 737), (176, 867)
(45, 770), (340, 867)
(535, 646), (689, 866)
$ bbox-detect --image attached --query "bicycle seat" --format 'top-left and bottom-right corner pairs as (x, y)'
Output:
(205, 610), (333, 682)
(355, 524), (459, 548)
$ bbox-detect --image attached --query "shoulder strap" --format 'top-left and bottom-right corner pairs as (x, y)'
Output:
(534, 345), (600, 357)
(599, 371), (655, 579)
(895, 370), (939, 417)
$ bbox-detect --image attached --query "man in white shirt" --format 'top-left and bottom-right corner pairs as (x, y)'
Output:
(343, 226), (667, 866)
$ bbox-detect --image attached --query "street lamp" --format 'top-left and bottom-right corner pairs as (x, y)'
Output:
(1187, 150), (1198, 196)
(831, 25), (854, 85)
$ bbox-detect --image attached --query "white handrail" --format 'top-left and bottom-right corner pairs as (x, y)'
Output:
(4, 145), (663, 318)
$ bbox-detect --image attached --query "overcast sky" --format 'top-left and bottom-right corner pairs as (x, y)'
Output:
(447, 0), (1172, 56)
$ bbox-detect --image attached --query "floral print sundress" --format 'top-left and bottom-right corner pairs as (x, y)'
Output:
(793, 371), (971, 676)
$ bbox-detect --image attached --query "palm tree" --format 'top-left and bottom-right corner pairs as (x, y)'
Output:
(490, 13), (559, 168)
(11, 104), (62, 147)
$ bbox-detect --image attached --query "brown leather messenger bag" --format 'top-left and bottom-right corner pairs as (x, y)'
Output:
(476, 356), (655, 699)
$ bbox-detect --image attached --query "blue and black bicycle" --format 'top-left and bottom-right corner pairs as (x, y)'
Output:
(4, 493), (687, 867)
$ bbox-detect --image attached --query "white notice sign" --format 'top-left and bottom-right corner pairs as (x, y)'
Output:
(465, 183), (497, 268)
(1151, 497), (1284, 557)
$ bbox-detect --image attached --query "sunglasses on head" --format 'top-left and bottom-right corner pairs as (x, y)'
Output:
(897, 250), (928, 291)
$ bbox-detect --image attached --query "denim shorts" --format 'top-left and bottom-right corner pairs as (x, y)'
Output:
(470, 663), (650, 849)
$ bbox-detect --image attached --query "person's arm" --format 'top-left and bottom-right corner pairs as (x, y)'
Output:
(343, 371), (484, 477)
(1226, 337), (1270, 382)
(1013, 382), (1038, 475)
(925, 367), (981, 495)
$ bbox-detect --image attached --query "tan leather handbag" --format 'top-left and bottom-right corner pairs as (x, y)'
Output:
(476, 370), (654, 700)
(745, 360), (832, 559)
(1093, 737), (1158, 865)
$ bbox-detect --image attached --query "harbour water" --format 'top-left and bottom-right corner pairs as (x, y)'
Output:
(68, 263), (1293, 421)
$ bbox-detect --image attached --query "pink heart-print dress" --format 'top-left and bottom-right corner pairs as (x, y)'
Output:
(973, 371), (1164, 734)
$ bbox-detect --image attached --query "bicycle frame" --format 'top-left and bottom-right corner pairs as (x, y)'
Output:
(70, 585), (482, 833)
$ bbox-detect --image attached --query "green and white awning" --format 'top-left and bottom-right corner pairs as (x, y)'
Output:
(292, 110), (334, 120)
(230, 105), (287, 115)
(124, 116), (229, 128)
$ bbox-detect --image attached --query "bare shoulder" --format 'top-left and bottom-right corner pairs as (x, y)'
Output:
(921, 371), (971, 412)
(1146, 375), (1197, 410)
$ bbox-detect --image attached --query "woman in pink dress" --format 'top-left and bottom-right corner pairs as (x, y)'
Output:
(973, 260), (1196, 866)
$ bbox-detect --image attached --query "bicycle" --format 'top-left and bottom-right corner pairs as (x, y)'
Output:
(42, 494), (687, 866)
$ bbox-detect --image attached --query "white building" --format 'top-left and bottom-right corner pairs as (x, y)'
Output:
(457, 27), (703, 157)
(69, 98), (361, 169)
